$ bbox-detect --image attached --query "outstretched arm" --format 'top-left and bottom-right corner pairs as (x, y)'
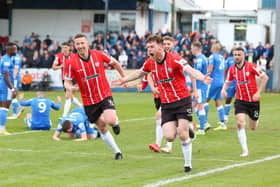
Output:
(183, 65), (212, 85)
(112, 70), (147, 86)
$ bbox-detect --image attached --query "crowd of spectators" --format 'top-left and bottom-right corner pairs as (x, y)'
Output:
(0, 30), (274, 71)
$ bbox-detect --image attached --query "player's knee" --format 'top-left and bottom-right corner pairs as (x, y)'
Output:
(237, 120), (245, 128)
(87, 134), (95, 140)
(165, 135), (175, 142)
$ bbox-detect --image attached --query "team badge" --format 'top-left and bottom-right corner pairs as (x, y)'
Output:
(168, 67), (172, 73)
(246, 72), (250, 76)
(95, 62), (100, 67)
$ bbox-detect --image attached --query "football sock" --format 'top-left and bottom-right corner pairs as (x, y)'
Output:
(181, 139), (192, 168)
(217, 105), (225, 124)
(63, 99), (71, 117)
(72, 97), (82, 108)
(0, 108), (8, 131)
(101, 131), (121, 153)
(155, 119), (163, 146)
(204, 103), (209, 120)
(198, 110), (206, 130)
(237, 128), (248, 153)
(12, 98), (19, 115)
(224, 104), (231, 121)
(166, 141), (173, 149)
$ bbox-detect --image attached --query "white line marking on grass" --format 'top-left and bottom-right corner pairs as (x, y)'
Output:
(143, 154), (280, 187)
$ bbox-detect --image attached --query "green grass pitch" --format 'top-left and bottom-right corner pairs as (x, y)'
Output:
(0, 91), (279, 187)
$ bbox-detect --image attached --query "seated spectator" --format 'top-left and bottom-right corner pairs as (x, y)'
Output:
(30, 50), (40, 68)
(40, 49), (54, 68)
(21, 71), (33, 91)
(19, 92), (61, 130)
(40, 71), (51, 91)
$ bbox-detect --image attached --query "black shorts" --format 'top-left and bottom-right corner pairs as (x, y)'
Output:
(62, 79), (77, 92)
(161, 96), (192, 126)
(84, 96), (116, 123)
(154, 98), (161, 110)
(234, 99), (260, 121)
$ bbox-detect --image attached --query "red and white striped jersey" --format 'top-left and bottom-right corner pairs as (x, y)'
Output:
(64, 50), (113, 106)
(54, 52), (75, 80)
(226, 61), (264, 102)
(141, 53), (191, 103)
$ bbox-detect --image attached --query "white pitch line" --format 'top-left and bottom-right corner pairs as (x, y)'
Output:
(1, 116), (154, 137)
(143, 154), (280, 187)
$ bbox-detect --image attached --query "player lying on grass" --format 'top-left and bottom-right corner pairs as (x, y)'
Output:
(19, 92), (61, 130)
(52, 107), (99, 141)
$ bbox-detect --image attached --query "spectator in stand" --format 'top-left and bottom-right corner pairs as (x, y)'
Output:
(118, 50), (128, 69)
(109, 32), (116, 47)
(21, 71), (33, 91)
(52, 41), (61, 54)
(40, 49), (54, 68)
(44, 35), (53, 47)
(136, 51), (144, 68)
(40, 71), (51, 91)
(25, 42), (36, 67)
(246, 49), (257, 63)
(33, 35), (41, 51)
(23, 35), (32, 46)
(256, 41), (265, 59)
(257, 54), (267, 71)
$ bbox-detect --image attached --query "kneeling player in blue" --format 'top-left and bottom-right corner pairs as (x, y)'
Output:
(52, 107), (99, 141)
(19, 92), (61, 130)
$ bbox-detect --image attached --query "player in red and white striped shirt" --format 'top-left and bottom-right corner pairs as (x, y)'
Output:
(52, 42), (82, 117)
(222, 47), (268, 157)
(112, 35), (212, 172)
(64, 34), (127, 160)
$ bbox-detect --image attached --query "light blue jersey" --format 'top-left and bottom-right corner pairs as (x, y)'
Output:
(0, 54), (15, 101)
(225, 56), (236, 88)
(0, 54), (15, 86)
(20, 97), (61, 130)
(208, 53), (225, 86)
(195, 54), (208, 90)
(12, 53), (22, 89)
(56, 108), (94, 135)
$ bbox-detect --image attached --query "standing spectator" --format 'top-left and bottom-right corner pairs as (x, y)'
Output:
(40, 49), (54, 68)
(25, 42), (36, 66)
(256, 41), (265, 59)
(118, 50), (128, 69)
(21, 71), (33, 91)
(33, 35), (41, 51)
(23, 35), (32, 46)
(257, 55), (267, 71)
(44, 35), (52, 47)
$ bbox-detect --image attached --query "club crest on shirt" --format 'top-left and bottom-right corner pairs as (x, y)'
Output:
(246, 72), (250, 76)
(168, 67), (172, 73)
(95, 62), (100, 67)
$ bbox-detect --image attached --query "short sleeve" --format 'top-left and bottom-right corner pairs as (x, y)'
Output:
(64, 59), (74, 80)
(53, 55), (60, 65)
(95, 50), (112, 64)
(3, 60), (10, 72)
(226, 66), (234, 83)
(141, 59), (152, 73)
(173, 54), (188, 69)
(251, 63), (265, 77)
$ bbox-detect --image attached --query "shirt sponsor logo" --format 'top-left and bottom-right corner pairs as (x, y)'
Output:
(159, 77), (174, 83)
(86, 74), (100, 80)
(237, 80), (249, 85)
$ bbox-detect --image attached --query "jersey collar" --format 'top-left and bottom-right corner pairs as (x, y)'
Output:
(235, 61), (246, 70)
(78, 50), (91, 62)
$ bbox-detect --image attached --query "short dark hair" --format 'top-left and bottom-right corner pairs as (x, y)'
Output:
(6, 42), (17, 48)
(192, 41), (202, 49)
(162, 36), (174, 42)
(146, 35), (163, 44)
(61, 42), (70, 46)
(233, 47), (245, 52)
(61, 120), (72, 132)
(74, 34), (87, 39)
